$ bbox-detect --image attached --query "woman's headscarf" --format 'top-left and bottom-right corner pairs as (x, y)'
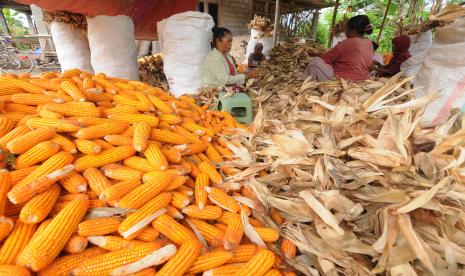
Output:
(384, 35), (412, 75)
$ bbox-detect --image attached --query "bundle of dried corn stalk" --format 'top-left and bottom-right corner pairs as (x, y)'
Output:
(138, 53), (168, 90)
(248, 15), (274, 38)
(402, 4), (465, 35)
(43, 10), (87, 31)
(220, 72), (465, 275)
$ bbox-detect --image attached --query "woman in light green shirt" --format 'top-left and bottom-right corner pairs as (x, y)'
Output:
(203, 27), (258, 88)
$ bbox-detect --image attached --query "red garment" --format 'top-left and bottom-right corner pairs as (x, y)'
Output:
(321, 37), (373, 81)
(224, 55), (236, 76)
(16, 0), (198, 40)
(384, 35), (411, 76)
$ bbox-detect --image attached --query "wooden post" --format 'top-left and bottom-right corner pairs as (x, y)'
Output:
(328, 0), (340, 48)
(272, 0), (280, 46)
(377, 0), (392, 43)
(310, 9), (320, 40)
(0, 9), (10, 35)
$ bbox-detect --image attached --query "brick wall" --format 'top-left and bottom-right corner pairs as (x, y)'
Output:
(220, 0), (252, 35)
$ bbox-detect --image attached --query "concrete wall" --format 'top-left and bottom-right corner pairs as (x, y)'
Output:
(220, 0), (252, 35)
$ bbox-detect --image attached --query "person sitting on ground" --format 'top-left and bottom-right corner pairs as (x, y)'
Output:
(248, 43), (266, 68)
(302, 15), (374, 82)
(372, 41), (383, 65)
(373, 35), (411, 77)
(203, 27), (258, 88)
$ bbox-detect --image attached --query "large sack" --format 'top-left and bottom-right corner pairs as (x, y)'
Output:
(243, 29), (273, 64)
(152, 41), (161, 54)
(50, 22), (93, 73)
(415, 19), (465, 127)
(158, 11), (214, 96)
(331, 33), (347, 48)
(87, 15), (139, 80)
(401, 30), (433, 77)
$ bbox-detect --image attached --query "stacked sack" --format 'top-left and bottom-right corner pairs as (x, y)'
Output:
(0, 70), (295, 276)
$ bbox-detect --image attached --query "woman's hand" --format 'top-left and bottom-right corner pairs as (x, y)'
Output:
(246, 69), (258, 79)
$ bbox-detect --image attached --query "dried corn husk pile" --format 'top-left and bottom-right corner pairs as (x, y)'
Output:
(43, 10), (87, 31)
(138, 53), (168, 90)
(248, 15), (274, 38)
(0, 70), (290, 275)
(220, 73), (465, 275)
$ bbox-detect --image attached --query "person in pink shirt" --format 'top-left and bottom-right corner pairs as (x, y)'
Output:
(302, 15), (374, 82)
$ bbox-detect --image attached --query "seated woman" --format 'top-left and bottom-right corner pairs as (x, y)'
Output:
(373, 35), (411, 77)
(248, 43), (266, 68)
(302, 15), (374, 82)
(203, 27), (257, 87)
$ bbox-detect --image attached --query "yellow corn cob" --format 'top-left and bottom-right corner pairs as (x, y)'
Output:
(82, 76), (94, 90)
(75, 122), (128, 140)
(152, 214), (197, 245)
(4, 201), (25, 217)
(182, 205), (223, 220)
(90, 198), (106, 208)
(75, 139), (102, 155)
(0, 265), (31, 276)
(157, 240), (201, 276)
(71, 243), (160, 276)
(60, 171), (88, 193)
(171, 125), (203, 144)
(87, 235), (144, 251)
(158, 114), (182, 125)
(161, 148), (181, 163)
(102, 164), (142, 181)
(180, 143), (208, 156)
(93, 138), (113, 150)
(71, 75), (84, 88)
(8, 164), (74, 204)
(133, 122), (151, 152)
(84, 90), (112, 102)
(13, 141), (60, 169)
(223, 212), (243, 250)
(92, 75), (120, 94)
(99, 179), (141, 204)
(0, 220), (37, 264)
(188, 218), (224, 248)
(206, 187), (240, 213)
(121, 125), (136, 137)
(17, 198), (89, 271)
(197, 152), (211, 162)
(148, 95), (173, 114)
(82, 167), (112, 195)
(19, 183), (61, 224)
(74, 146), (136, 172)
(25, 118), (80, 132)
(9, 165), (37, 186)
(112, 95), (149, 111)
(61, 80), (86, 102)
(119, 192), (171, 239)
(107, 113), (159, 126)
(233, 249), (275, 276)
(30, 219), (52, 240)
(164, 175), (188, 192)
(143, 143), (168, 171)
(150, 129), (191, 144)
(39, 109), (64, 119)
(5, 127), (55, 154)
(64, 234), (88, 254)
(142, 170), (183, 183)
(72, 116), (113, 126)
(0, 118), (15, 137)
(182, 121), (215, 137)
(134, 91), (155, 111)
(0, 82), (23, 95)
(1, 77), (46, 93)
(52, 134), (78, 154)
(188, 250), (234, 274)
(199, 161), (223, 185)
(194, 173), (209, 210)
(0, 111), (28, 122)
(117, 173), (173, 209)
(29, 78), (61, 91)
(264, 269), (283, 276)
(37, 247), (107, 276)
(206, 143), (224, 162)
(135, 226), (159, 242)
(103, 105), (139, 116)
(254, 227), (280, 243)
(49, 194), (89, 216)
(127, 267), (157, 276)
(41, 102), (101, 117)
(0, 171), (9, 216)
(170, 191), (191, 209)
(5, 102), (36, 114)
(123, 156), (157, 172)
(280, 238), (297, 259)
(227, 244), (258, 263)
(204, 263), (243, 276)
(166, 205), (184, 219)
(11, 93), (64, 105)
(104, 134), (133, 146)
(78, 217), (121, 236)
(0, 217), (13, 242)
(61, 68), (82, 78)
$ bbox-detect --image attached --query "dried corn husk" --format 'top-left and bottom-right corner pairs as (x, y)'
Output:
(43, 10), (87, 31)
(248, 15), (274, 38)
(138, 53), (168, 90)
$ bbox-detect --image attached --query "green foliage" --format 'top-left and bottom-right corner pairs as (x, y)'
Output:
(1, 9), (28, 36)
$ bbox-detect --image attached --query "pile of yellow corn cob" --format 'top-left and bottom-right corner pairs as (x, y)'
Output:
(0, 70), (296, 276)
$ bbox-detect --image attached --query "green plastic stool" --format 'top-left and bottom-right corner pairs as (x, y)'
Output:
(215, 92), (253, 124)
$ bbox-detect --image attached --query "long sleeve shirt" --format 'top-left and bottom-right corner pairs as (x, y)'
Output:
(203, 48), (246, 87)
